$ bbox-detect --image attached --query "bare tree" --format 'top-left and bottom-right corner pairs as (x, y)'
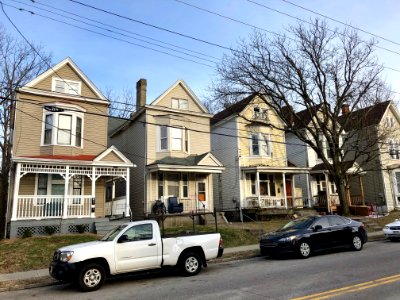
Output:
(213, 19), (391, 215)
(0, 24), (52, 238)
(105, 87), (136, 119)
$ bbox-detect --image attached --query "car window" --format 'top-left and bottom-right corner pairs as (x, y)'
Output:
(328, 216), (346, 226)
(123, 224), (153, 242)
(280, 217), (315, 230)
(101, 225), (127, 241)
(313, 217), (330, 228)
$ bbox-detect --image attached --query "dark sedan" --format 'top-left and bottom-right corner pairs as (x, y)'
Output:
(260, 215), (368, 258)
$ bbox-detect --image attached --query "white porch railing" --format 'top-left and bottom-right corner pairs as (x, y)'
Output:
(147, 198), (211, 214)
(245, 196), (286, 208)
(15, 195), (92, 220)
(105, 197), (126, 216)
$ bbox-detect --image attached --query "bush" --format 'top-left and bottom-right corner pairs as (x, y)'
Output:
(75, 224), (86, 234)
(22, 228), (32, 238)
(44, 226), (56, 235)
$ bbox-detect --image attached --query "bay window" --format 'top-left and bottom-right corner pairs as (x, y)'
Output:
(42, 110), (83, 147)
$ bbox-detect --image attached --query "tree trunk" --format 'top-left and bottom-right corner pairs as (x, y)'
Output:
(337, 179), (350, 216)
(0, 176), (8, 239)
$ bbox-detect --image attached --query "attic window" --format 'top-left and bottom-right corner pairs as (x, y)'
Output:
(52, 78), (81, 95)
(172, 98), (188, 110)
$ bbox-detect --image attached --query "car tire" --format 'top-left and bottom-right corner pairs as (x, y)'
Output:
(77, 263), (106, 292)
(298, 240), (312, 258)
(351, 234), (363, 251)
(179, 252), (202, 276)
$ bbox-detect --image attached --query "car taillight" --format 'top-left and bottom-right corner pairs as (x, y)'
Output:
(219, 238), (223, 247)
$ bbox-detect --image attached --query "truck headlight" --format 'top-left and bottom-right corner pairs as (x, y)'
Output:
(59, 251), (74, 262)
(278, 235), (297, 243)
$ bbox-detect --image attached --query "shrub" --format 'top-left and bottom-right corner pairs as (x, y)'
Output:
(44, 226), (56, 235)
(22, 228), (32, 238)
(75, 224), (86, 234)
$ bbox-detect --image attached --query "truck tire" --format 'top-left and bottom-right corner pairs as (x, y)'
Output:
(77, 263), (106, 292)
(180, 252), (202, 276)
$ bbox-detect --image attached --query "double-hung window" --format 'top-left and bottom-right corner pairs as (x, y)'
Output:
(251, 133), (271, 156)
(43, 109), (83, 147)
(389, 139), (400, 159)
(158, 125), (186, 152)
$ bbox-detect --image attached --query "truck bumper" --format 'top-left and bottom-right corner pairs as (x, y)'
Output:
(217, 247), (224, 258)
(49, 261), (78, 282)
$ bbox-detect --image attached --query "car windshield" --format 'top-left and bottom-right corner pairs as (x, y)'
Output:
(101, 225), (127, 241)
(279, 218), (315, 231)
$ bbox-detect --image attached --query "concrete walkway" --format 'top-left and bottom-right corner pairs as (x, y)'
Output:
(0, 231), (386, 287)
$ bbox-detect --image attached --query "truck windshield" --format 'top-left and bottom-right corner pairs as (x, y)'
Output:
(101, 225), (127, 241)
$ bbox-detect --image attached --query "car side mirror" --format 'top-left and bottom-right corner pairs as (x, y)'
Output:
(313, 225), (323, 232)
(118, 234), (129, 243)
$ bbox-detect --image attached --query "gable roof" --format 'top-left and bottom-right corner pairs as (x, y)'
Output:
(337, 101), (391, 131)
(151, 79), (208, 113)
(24, 57), (107, 101)
(211, 94), (255, 125)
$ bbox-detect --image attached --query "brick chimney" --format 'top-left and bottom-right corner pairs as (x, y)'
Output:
(341, 103), (349, 115)
(136, 78), (147, 109)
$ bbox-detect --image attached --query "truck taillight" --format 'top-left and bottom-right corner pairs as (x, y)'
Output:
(219, 238), (223, 247)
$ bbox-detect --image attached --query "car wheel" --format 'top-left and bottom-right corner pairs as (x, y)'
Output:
(298, 240), (311, 258)
(351, 235), (363, 251)
(180, 252), (202, 276)
(78, 263), (106, 292)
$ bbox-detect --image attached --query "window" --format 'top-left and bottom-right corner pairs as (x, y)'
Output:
(253, 107), (268, 121)
(158, 173), (164, 198)
(158, 126), (187, 152)
(389, 139), (400, 159)
(313, 217), (330, 228)
(315, 174), (327, 192)
(72, 175), (83, 204)
(122, 224), (153, 242)
(250, 174), (256, 195)
(167, 173), (180, 196)
(171, 128), (182, 151)
(43, 110), (83, 147)
(52, 78), (81, 95)
(36, 174), (67, 197)
(182, 173), (188, 198)
(198, 182), (206, 201)
(251, 133), (271, 156)
(259, 174), (269, 196)
(328, 175), (336, 194)
(171, 98), (188, 110)
(387, 116), (394, 128)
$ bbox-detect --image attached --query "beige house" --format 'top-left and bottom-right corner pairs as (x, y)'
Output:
(109, 79), (224, 219)
(211, 95), (309, 219)
(8, 58), (133, 237)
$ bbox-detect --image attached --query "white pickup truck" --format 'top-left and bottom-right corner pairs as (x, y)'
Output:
(49, 220), (223, 292)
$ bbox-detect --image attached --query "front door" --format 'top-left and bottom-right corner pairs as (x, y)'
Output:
(115, 223), (159, 273)
(197, 176), (207, 210)
(285, 179), (293, 207)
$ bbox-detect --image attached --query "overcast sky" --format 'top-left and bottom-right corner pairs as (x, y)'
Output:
(2, 0), (400, 105)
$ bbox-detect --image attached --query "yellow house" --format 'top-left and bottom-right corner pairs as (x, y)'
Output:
(211, 95), (310, 217)
(110, 79), (224, 218)
(8, 58), (133, 237)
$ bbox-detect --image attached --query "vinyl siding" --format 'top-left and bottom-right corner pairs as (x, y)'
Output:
(155, 83), (204, 113)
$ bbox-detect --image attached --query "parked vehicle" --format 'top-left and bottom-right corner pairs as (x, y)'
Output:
(49, 220), (223, 292)
(383, 219), (400, 241)
(260, 215), (368, 258)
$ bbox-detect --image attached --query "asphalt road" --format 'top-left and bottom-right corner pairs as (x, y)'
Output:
(2, 240), (400, 300)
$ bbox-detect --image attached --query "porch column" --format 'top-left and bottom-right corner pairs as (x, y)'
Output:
(91, 167), (96, 218)
(11, 163), (21, 221)
(292, 175), (296, 208)
(306, 173), (311, 208)
(256, 171), (260, 206)
(283, 173), (287, 209)
(359, 176), (365, 206)
(243, 171), (247, 208)
(125, 167), (130, 218)
(324, 172), (331, 213)
(62, 166), (69, 219)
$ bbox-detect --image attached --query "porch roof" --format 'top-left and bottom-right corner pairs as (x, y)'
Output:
(310, 162), (365, 175)
(147, 153), (224, 173)
(241, 165), (310, 174)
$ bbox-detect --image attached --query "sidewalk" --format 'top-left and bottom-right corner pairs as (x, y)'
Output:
(0, 231), (386, 291)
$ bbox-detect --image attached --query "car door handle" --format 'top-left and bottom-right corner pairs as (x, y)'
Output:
(148, 243), (156, 246)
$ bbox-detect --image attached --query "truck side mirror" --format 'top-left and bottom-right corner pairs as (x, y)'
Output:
(118, 234), (129, 243)
(313, 225), (323, 232)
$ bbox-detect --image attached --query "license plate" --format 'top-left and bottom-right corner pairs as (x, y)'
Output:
(393, 231), (399, 234)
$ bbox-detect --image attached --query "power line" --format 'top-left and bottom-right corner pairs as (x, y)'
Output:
(1, 1), (216, 68)
(281, 0), (400, 47)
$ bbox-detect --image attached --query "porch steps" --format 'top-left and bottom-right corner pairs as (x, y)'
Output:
(94, 218), (130, 236)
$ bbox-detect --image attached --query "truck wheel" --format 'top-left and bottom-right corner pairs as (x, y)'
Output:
(78, 263), (106, 292)
(180, 252), (202, 276)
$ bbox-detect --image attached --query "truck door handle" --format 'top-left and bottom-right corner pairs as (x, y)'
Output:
(148, 243), (156, 246)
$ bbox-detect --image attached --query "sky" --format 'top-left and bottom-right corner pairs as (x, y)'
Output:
(1, 0), (400, 106)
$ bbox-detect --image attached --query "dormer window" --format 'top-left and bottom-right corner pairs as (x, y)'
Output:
(42, 106), (84, 147)
(387, 116), (394, 128)
(172, 98), (188, 110)
(52, 78), (81, 95)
